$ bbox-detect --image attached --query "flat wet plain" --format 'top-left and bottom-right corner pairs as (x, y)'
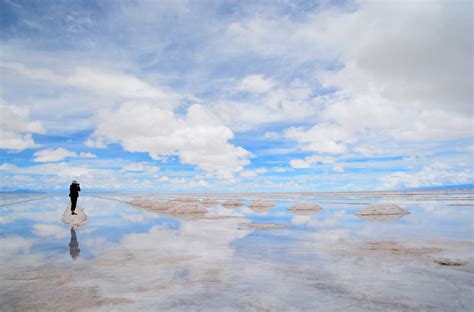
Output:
(0, 190), (473, 311)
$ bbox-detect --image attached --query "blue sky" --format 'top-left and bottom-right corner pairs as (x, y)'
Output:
(0, 0), (472, 192)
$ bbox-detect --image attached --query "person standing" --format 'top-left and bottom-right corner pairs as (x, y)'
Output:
(69, 180), (81, 215)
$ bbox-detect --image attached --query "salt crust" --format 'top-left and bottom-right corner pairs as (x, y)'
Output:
(61, 208), (87, 228)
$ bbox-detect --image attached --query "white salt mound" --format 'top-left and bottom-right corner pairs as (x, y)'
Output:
(128, 198), (208, 219)
(200, 198), (220, 206)
(170, 197), (200, 203)
(247, 200), (274, 213)
(247, 200), (274, 208)
(164, 202), (207, 215)
(356, 203), (409, 215)
(288, 203), (321, 212)
(222, 199), (244, 208)
(62, 208), (87, 228)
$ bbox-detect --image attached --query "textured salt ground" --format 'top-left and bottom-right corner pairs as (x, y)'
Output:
(2, 266), (133, 312)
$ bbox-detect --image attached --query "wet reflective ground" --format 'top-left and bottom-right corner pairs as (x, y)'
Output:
(1, 190), (473, 311)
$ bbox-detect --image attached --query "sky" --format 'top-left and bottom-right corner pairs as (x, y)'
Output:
(0, 0), (472, 192)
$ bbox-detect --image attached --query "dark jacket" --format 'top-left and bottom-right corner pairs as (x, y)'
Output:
(69, 184), (81, 198)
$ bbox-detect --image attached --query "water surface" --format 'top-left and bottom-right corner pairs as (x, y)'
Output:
(1, 190), (473, 311)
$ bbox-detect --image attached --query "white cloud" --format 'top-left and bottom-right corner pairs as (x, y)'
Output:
(79, 152), (97, 158)
(289, 155), (335, 169)
(0, 103), (45, 150)
(33, 147), (77, 162)
(226, 1), (472, 155)
(121, 162), (159, 173)
(332, 165), (345, 173)
(33, 148), (98, 162)
(237, 74), (274, 93)
(90, 102), (250, 177)
(381, 162), (473, 189)
(285, 123), (355, 154)
(197, 179), (208, 187)
(263, 131), (281, 139)
(210, 79), (318, 132)
(84, 138), (107, 148)
(160, 176), (169, 183)
(240, 168), (267, 178)
(3, 62), (179, 105)
(0, 163), (17, 170)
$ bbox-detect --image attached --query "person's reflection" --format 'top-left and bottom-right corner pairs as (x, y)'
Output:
(69, 227), (80, 260)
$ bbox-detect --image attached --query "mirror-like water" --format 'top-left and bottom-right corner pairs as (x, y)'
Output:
(1, 190), (473, 311)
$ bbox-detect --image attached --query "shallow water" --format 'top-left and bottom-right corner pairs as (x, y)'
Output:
(1, 190), (473, 311)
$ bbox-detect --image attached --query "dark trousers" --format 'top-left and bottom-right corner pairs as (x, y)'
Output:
(70, 196), (78, 211)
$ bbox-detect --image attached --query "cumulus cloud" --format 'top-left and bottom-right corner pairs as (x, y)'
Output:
(263, 131), (281, 139)
(226, 1), (472, 156)
(79, 152), (97, 158)
(0, 103), (45, 150)
(33, 149), (97, 162)
(237, 74), (275, 93)
(381, 162), (473, 189)
(33, 148), (77, 162)
(2, 62), (179, 105)
(210, 79), (317, 132)
(0, 0), (471, 191)
(0, 163), (17, 170)
(240, 168), (267, 178)
(289, 155), (335, 169)
(90, 103), (250, 177)
(285, 123), (355, 154)
(121, 162), (159, 173)
(84, 137), (107, 148)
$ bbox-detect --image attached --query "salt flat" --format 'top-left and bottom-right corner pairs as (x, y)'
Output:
(0, 190), (473, 311)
